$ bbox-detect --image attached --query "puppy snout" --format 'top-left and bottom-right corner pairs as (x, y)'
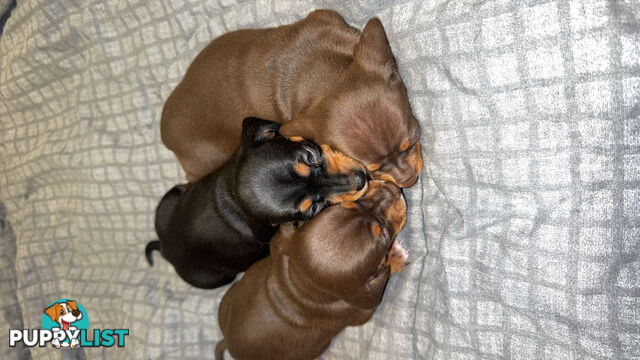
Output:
(365, 181), (406, 234)
(321, 171), (369, 204)
(385, 179), (402, 196)
(316, 144), (369, 204)
(72, 310), (80, 317)
(371, 143), (423, 188)
(371, 166), (417, 188)
(393, 171), (418, 188)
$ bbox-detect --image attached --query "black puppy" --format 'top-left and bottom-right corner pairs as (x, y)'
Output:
(146, 117), (368, 289)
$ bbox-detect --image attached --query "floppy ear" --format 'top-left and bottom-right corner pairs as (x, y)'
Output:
(66, 300), (78, 311)
(353, 18), (397, 77)
(241, 117), (281, 143)
(351, 264), (391, 309)
(342, 224), (393, 309)
(44, 303), (60, 322)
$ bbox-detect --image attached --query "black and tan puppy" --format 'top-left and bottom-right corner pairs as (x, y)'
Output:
(146, 117), (368, 289)
(216, 180), (408, 360)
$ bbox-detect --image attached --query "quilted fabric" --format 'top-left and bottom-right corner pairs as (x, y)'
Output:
(1, 0), (638, 359)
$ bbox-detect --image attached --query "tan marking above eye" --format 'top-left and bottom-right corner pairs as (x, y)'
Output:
(299, 198), (312, 212)
(286, 136), (305, 142)
(295, 162), (311, 177)
(371, 223), (382, 237)
(399, 137), (411, 152)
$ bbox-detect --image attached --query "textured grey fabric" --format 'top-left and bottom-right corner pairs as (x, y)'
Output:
(1, 0), (639, 359)
(0, 0), (13, 18)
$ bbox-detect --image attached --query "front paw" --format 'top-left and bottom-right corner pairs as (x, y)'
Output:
(386, 241), (409, 274)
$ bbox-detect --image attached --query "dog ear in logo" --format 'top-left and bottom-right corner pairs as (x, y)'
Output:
(44, 303), (61, 323)
(66, 300), (78, 311)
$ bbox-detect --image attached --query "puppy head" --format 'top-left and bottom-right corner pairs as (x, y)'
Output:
(234, 117), (368, 224)
(44, 300), (82, 330)
(279, 18), (423, 188)
(284, 180), (407, 308)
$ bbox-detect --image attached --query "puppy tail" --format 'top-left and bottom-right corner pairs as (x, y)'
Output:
(214, 338), (227, 360)
(145, 240), (160, 266)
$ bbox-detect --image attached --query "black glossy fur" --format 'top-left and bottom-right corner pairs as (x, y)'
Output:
(146, 117), (366, 289)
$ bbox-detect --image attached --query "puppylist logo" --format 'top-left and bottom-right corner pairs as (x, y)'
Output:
(9, 299), (129, 349)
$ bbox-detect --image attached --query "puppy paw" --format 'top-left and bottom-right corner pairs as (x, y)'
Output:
(386, 241), (409, 274)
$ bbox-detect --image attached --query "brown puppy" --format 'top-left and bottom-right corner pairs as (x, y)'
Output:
(161, 10), (422, 186)
(215, 181), (408, 360)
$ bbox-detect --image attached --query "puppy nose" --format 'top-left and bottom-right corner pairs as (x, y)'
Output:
(72, 310), (80, 317)
(354, 171), (367, 190)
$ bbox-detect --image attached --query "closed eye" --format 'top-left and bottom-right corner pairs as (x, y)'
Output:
(303, 148), (320, 167)
(309, 202), (323, 217)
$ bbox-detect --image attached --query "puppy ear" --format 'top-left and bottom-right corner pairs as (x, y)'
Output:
(66, 300), (78, 311)
(241, 117), (281, 143)
(353, 18), (397, 78)
(349, 265), (391, 309)
(44, 303), (60, 322)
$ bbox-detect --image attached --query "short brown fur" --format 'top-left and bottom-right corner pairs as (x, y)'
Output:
(161, 10), (422, 186)
(216, 181), (408, 360)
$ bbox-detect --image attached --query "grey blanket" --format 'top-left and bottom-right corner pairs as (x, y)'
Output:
(1, 0), (638, 359)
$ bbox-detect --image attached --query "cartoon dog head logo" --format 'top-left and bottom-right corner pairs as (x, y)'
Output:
(42, 299), (89, 348)
(44, 300), (82, 331)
